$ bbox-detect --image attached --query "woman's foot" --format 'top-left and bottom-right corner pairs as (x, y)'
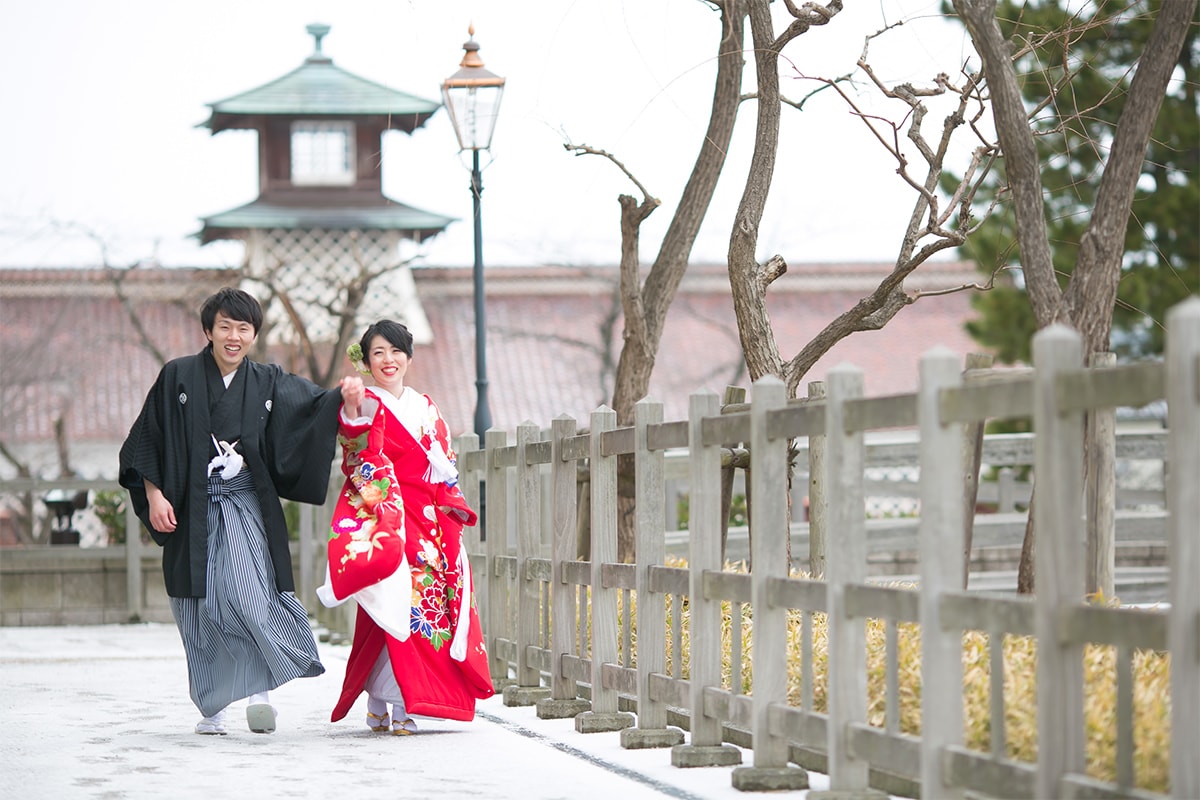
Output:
(391, 717), (418, 736)
(366, 711), (390, 732)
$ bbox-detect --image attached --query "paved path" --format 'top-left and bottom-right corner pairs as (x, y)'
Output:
(0, 623), (831, 799)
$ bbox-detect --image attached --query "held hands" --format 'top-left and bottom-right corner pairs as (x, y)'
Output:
(339, 375), (366, 418)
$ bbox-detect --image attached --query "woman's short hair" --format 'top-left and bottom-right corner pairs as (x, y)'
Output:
(360, 319), (414, 362)
(200, 288), (263, 334)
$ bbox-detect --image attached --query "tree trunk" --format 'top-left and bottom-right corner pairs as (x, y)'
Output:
(727, 0), (785, 384)
(609, 0), (747, 562)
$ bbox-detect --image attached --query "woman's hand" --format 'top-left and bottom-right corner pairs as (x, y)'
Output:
(340, 375), (365, 418)
(144, 480), (176, 533)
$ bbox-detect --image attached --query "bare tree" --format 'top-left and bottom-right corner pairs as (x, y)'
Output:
(731, 0), (997, 391)
(565, 0), (747, 561)
(568, 0), (996, 560)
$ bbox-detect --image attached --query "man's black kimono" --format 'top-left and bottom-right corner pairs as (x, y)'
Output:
(119, 346), (342, 597)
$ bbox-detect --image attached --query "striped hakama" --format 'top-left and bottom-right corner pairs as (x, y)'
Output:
(171, 469), (324, 718)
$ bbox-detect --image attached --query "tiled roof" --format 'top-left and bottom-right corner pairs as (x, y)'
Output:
(198, 199), (454, 243)
(0, 262), (984, 471)
(201, 27), (439, 134)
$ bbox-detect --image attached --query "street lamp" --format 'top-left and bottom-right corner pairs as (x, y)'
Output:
(442, 24), (505, 440)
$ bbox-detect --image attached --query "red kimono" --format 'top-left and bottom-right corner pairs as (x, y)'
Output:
(320, 386), (493, 722)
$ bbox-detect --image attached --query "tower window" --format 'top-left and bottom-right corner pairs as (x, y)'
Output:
(291, 121), (355, 186)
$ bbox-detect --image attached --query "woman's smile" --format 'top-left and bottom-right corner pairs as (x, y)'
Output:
(366, 334), (410, 393)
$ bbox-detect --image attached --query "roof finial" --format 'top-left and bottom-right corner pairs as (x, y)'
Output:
(306, 23), (332, 63)
(459, 23), (486, 70)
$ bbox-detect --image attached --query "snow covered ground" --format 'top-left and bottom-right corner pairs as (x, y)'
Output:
(0, 623), (834, 799)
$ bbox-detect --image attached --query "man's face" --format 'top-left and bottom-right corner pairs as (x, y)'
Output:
(206, 311), (257, 375)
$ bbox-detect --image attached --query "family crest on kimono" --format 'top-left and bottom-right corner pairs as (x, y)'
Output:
(119, 287), (365, 735)
(318, 319), (494, 735)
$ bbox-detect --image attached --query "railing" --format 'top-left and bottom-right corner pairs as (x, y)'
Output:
(452, 299), (1199, 799)
(0, 477), (330, 627)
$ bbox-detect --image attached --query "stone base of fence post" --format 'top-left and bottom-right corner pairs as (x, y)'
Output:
(492, 677), (517, 692)
(575, 710), (635, 734)
(536, 697), (590, 719)
(731, 765), (810, 792)
(620, 725), (685, 749)
(502, 685), (550, 707)
(806, 789), (888, 799)
(670, 743), (742, 768)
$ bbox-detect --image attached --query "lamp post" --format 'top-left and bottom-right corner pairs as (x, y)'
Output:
(442, 25), (505, 441)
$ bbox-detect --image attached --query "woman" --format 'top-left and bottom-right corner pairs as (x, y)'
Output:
(318, 319), (493, 734)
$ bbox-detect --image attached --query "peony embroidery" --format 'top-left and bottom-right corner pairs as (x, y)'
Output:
(330, 515), (395, 573)
(410, 566), (452, 650)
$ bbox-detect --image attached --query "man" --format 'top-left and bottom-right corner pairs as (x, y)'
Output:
(119, 287), (364, 735)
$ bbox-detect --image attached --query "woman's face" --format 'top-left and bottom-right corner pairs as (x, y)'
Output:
(365, 334), (410, 394)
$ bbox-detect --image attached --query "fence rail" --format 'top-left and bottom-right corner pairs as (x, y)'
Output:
(453, 299), (1198, 799)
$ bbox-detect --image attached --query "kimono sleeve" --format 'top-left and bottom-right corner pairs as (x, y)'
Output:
(265, 368), (343, 505)
(326, 401), (406, 599)
(117, 366), (174, 544)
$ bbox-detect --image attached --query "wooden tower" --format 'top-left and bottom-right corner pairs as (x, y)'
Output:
(198, 23), (449, 356)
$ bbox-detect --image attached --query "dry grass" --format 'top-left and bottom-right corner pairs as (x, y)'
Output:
(615, 558), (1173, 793)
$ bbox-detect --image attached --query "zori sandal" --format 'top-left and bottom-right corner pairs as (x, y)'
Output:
(246, 703), (277, 734)
(392, 717), (418, 736)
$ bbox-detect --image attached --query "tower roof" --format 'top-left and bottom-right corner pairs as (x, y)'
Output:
(197, 198), (455, 244)
(200, 23), (440, 134)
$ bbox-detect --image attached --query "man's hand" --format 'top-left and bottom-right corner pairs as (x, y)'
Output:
(144, 480), (176, 533)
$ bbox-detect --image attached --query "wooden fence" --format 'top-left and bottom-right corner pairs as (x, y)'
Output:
(451, 299), (1199, 799)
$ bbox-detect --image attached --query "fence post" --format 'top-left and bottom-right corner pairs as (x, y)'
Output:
(485, 428), (512, 688)
(1032, 324), (1086, 799)
(537, 414), (590, 719)
(124, 499), (143, 622)
(807, 380), (827, 579)
(621, 398), (684, 748)
(1086, 351), (1117, 599)
(918, 347), (966, 799)
(997, 468), (1016, 513)
(720, 385), (747, 564)
(576, 405), (634, 733)
(298, 503), (314, 611)
(671, 389), (741, 768)
(818, 362), (877, 796)
(733, 376), (809, 791)
(1166, 297), (1200, 799)
(504, 421), (550, 704)
(455, 433), (485, 642)
(456, 432), (481, 553)
(961, 353), (993, 589)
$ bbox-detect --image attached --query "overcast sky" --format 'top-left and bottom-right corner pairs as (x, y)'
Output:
(2, 0), (978, 270)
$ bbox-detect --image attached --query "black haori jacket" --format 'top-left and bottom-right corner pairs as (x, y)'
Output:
(119, 346), (341, 598)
